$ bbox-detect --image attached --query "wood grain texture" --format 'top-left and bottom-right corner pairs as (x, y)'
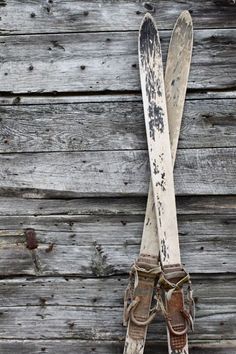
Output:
(0, 29), (235, 93)
(0, 0), (236, 34)
(0, 195), (234, 216)
(0, 340), (235, 354)
(0, 213), (234, 275)
(0, 98), (235, 153)
(0, 303), (233, 340)
(0, 275), (233, 307)
(0, 149), (234, 197)
(0, 91), (235, 105)
(0, 2), (235, 351)
(0, 276), (233, 344)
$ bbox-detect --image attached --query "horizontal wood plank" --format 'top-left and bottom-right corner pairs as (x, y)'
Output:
(0, 91), (236, 105)
(0, 213), (234, 275)
(0, 340), (235, 354)
(0, 29), (235, 93)
(0, 98), (235, 153)
(0, 149), (234, 197)
(0, 195), (235, 216)
(0, 304), (234, 340)
(0, 276), (234, 343)
(1, 0), (236, 34)
(0, 276), (234, 307)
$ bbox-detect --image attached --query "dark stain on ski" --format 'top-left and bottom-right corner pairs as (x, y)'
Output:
(148, 104), (164, 140)
(153, 159), (159, 174)
(158, 206), (162, 227)
(159, 153), (164, 161)
(139, 17), (156, 65)
(156, 172), (166, 191)
(144, 67), (162, 99)
(161, 239), (167, 261)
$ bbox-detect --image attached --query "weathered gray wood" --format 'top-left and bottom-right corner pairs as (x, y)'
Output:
(0, 340), (235, 354)
(0, 1), (234, 351)
(0, 195), (235, 216)
(0, 244), (35, 275)
(0, 101), (145, 153)
(1, 0), (236, 34)
(0, 91), (235, 105)
(0, 276), (233, 344)
(0, 149), (234, 197)
(1, 97), (235, 153)
(0, 214), (235, 246)
(0, 304), (234, 340)
(177, 196), (236, 215)
(1, 29), (235, 93)
(0, 213), (234, 275)
(0, 276), (234, 307)
(0, 196), (148, 216)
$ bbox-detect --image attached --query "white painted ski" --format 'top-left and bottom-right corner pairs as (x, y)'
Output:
(123, 11), (193, 354)
(139, 12), (193, 354)
(139, 11), (180, 267)
(164, 12), (193, 354)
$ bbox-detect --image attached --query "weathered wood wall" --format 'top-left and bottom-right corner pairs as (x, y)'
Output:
(0, 1), (235, 353)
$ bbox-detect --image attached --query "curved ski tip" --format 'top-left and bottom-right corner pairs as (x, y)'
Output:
(139, 11), (156, 30)
(178, 10), (193, 26)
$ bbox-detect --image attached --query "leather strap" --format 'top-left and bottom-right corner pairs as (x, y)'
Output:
(123, 255), (161, 339)
(160, 264), (195, 351)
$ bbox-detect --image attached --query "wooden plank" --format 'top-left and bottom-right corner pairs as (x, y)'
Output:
(0, 244), (35, 275)
(0, 276), (234, 307)
(0, 29), (235, 93)
(0, 149), (234, 197)
(0, 304), (234, 340)
(177, 196), (236, 216)
(1, 0), (236, 34)
(0, 214), (235, 246)
(0, 91), (235, 105)
(0, 276), (233, 344)
(0, 195), (235, 216)
(0, 340), (235, 354)
(0, 213), (234, 275)
(0, 99), (235, 153)
(0, 196), (148, 216)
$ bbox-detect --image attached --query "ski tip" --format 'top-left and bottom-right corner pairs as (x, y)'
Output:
(178, 10), (193, 27)
(139, 12), (156, 34)
(139, 12), (160, 56)
(170, 10), (193, 47)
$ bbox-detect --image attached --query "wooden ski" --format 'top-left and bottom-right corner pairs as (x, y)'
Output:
(123, 11), (193, 354)
(139, 12), (194, 354)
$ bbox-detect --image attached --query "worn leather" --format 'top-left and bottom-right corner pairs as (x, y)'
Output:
(163, 265), (188, 350)
(166, 289), (187, 350)
(128, 254), (158, 340)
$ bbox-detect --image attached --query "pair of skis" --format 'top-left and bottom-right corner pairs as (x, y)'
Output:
(123, 11), (194, 354)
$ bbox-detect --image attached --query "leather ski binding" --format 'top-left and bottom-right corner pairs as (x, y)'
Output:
(159, 264), (195, 350)
(123, 254), (161, 339)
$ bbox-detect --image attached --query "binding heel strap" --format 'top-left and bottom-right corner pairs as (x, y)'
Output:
(123, 257), (161, 339)
(158, 265), (195, 350)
